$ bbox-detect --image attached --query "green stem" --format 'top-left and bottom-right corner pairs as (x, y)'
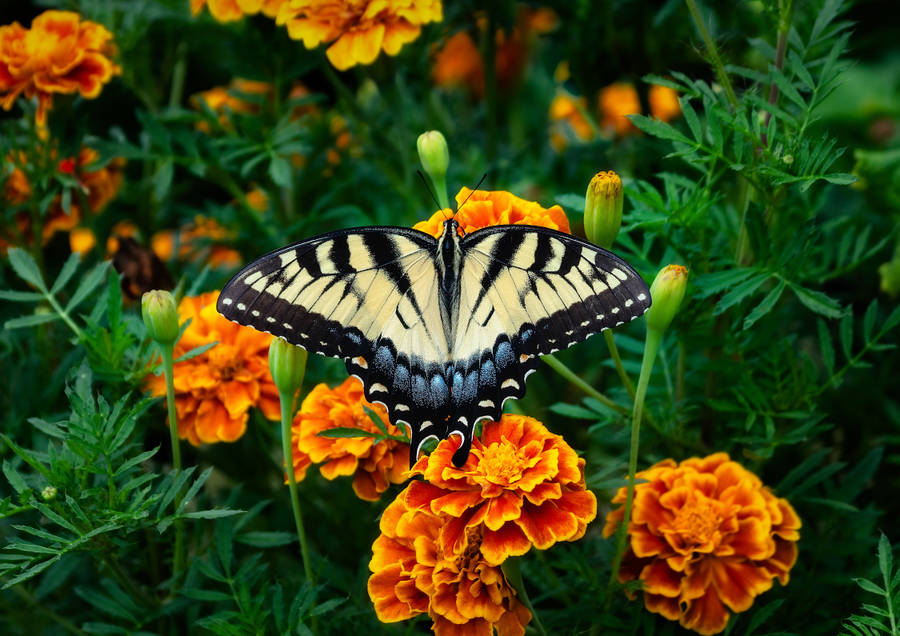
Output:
(43, 292), (85, 341)
(603, 330), (635, 399)
(685, 0), (739, 109)
(482, 7), (498, 164)
(433, 173), (450, 210)
(279, 390), (315, 588)
(501, 558), (547, 636)
(167, 40), (188, 110)
(542, 354), (628, 415)
(763, 0), (796, 135)
(161, 346), (185, 589)
(606, 328), (662, 602)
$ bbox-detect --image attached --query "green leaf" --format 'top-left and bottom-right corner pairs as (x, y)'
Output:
(316, 427), (379, 439)
(817, 320), (835, 376)
(840, 312), (854, 360)
(680, 98), (702, 142)
(269, 155), (292, 187)
(770, 67), (806, 110)
(7, 248), (47, 292)
(0, 290), (43, 302)
(2, 461), (29, 496)
(4, 313), (61, 330)
(743, 280), (786, 329)
(236, 531), (297, 547)
(66, 262), (110, 312)
(183, 509), (243, 519)
(174, 341), (218, 363)
(153, 160), (174, 201)
(854, 577), (885, 596)
(791, 285), (843, 318)
(863, 300), (878, 343)
(363, 405), (390, 437)
(627, 114), (692, 144)
(555, 193), (586, 212)
(549, 403), (602, 420)
(714, 271), (771, 315)
(877, 533), (893, 590)
(50, 253), (82, 296)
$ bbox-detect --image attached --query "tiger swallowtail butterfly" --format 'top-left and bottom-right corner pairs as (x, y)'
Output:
(218, 219), (651, 466)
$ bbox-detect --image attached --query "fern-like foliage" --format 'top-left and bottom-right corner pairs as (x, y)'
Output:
(841, 533), (900, 635)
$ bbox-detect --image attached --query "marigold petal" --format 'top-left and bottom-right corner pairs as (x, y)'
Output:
(644, 592), (682, 621)
(515, 501), (578, 549)
(712, 558), (773, 613)
(480, 523), (532, 566)
(483, 490), (523, 531)
(681, 586), (731, 635)
(368, 564), (420, 622)
(640, 559), (682, 597)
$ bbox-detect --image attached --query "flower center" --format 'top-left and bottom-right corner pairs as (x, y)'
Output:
(454, 526), (485, 573)
(480, 441), (525, 484)
(672, 496), (720, 546)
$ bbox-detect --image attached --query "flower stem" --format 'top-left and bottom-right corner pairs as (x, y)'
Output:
(279, 390), (315, 588)
(603, 330), (635, 399)
(606, 328), (662, 602)
(161, 346), (185, 589)
(501, 557), (547, 636)
(542, 354), (628, 415)
(685, 0), (739, 109)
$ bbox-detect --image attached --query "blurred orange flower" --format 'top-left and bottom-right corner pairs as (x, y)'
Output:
(599, 82), (642, 135)
(191, 0), (286, 21)
(368, 492), (532, 635)
(649, 84), (681, 122)
(2, 147), (123, 251)
(405, 415), (596, 565)
(276, 0), (442, 71)
(0, 11), (120, 126)
(192, 78), (273, 131)
(291, 376), (409, 501)
(603, 453), (801, 635)
(549, 92), (594, 151)
(145, 291), (280, 445)
(414, 187), (570, 238)
(152, 215), (242, 268)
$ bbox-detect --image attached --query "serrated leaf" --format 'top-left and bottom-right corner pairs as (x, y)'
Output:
(680, 98), (702, 142)
(65, 261), (110, 312)
(316, 427), (379, 439)
(770, 67), (807, 110)
(363, 405), (390, 437)
(0, 290), (43, 302)
(792, 285), (843, 318)
(854, 577), (885, 596)
(743, 280), (786, 329)
(628, 114), (692, 144)
(549, 403), (602, 420)
(174, 341), (218, 363)
(183, 509), (243, 519)
(7, 248), (46, 291)
(4, 313), (61, 330)
(50, 253), (82, 296)
(2, 461), (29, 495)
(236, 531), (297, 547)
(714, 271), (770, 315)
(877, 533), (893, 589)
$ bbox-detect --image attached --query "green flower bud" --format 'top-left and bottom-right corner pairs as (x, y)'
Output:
(646, 265), (688, 333)
(878, 242), (900, 297)
(269, 337), (308, 397)
(41, 486), (57, 501)
(142, 290), (179, 345)
(417, 130), (449, 180)
(584, 171), (624, 249)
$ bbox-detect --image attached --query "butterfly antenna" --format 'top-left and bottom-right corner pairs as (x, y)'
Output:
(457, 173), (487, 215)
(417, 170), (448, 220)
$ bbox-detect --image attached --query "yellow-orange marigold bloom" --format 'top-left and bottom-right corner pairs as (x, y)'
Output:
(414, 187), (570, 238)
(192, 78), (273, 130)
(405, 415), (596, 565)
(649, 84), (681, 122)
(602, 453), (801, 635)
(291, 376), (409, 501)
(0, 11), (120, 126)
(276, 0), (442, 71)
(144, 291), (280, 445)
(599, 82), (642, 136)
(151, 215), (241, 268)
(191, 0), (286, 21)
(431, 31), (483, 95)
(549, 92), (595, 151)
(368, 493), (532, 635)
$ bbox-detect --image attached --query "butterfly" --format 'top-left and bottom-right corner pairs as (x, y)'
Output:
(217, 218), (651, 467)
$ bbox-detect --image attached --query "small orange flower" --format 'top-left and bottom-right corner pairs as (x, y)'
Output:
(368, 492), (532, 635)
(291, 377), (409, 501)
(603, 453), (801, 635)
(144, 291), (280, 445)
(0, 11), (120, 126)
(192, 78), (273, 131)
(151, 215), (241, 268)
(599, 82), (642, 136)
(191, 0), (286, 21)
(649, 84), (681, 122)
(431, 31), (483, 95)
(414, 187), (570, 238)
(404, 415), (596, 565)
(548, 91), (595, 151)
(276, 0), (443, 71)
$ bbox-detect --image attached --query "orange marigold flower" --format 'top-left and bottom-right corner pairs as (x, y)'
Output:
(431, 31), (483, 96)
(276, 0), (443, 72)
(191, 0), (286, 21)
(602, 453), (801, 635)
(599, 82), (642, 136)
(0, 11), (120, 126)
(192, 78), (273, 131)
(414, 187), (570, 238)
(649, 83), (681, 122)
(549, 91), (595, 151)
(151, 215), (241, 268)
(144, 291), (280, 445)
(404, 415), (596, 565)
(291, 376), (409, 501)
(368, 492), (532, 635)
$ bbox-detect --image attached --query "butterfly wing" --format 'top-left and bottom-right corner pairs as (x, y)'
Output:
(444, 225), (652, 463)
(217, 227), (455, 456)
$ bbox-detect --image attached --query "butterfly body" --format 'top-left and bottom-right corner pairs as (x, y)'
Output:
(218, 219), (651, 466)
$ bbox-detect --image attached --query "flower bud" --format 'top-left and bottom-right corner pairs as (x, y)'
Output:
(879, 242), (900, 297)
(142, 290), (179, 345)
(269, 337), (308, 397)
(41, 486), (57, 501)
(416, 130), (449, 184)
(646, 265), (688, 333)
(584, 171), (623, 249)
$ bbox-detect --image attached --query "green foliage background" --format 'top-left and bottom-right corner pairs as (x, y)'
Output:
(2, 0), (899, 634)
